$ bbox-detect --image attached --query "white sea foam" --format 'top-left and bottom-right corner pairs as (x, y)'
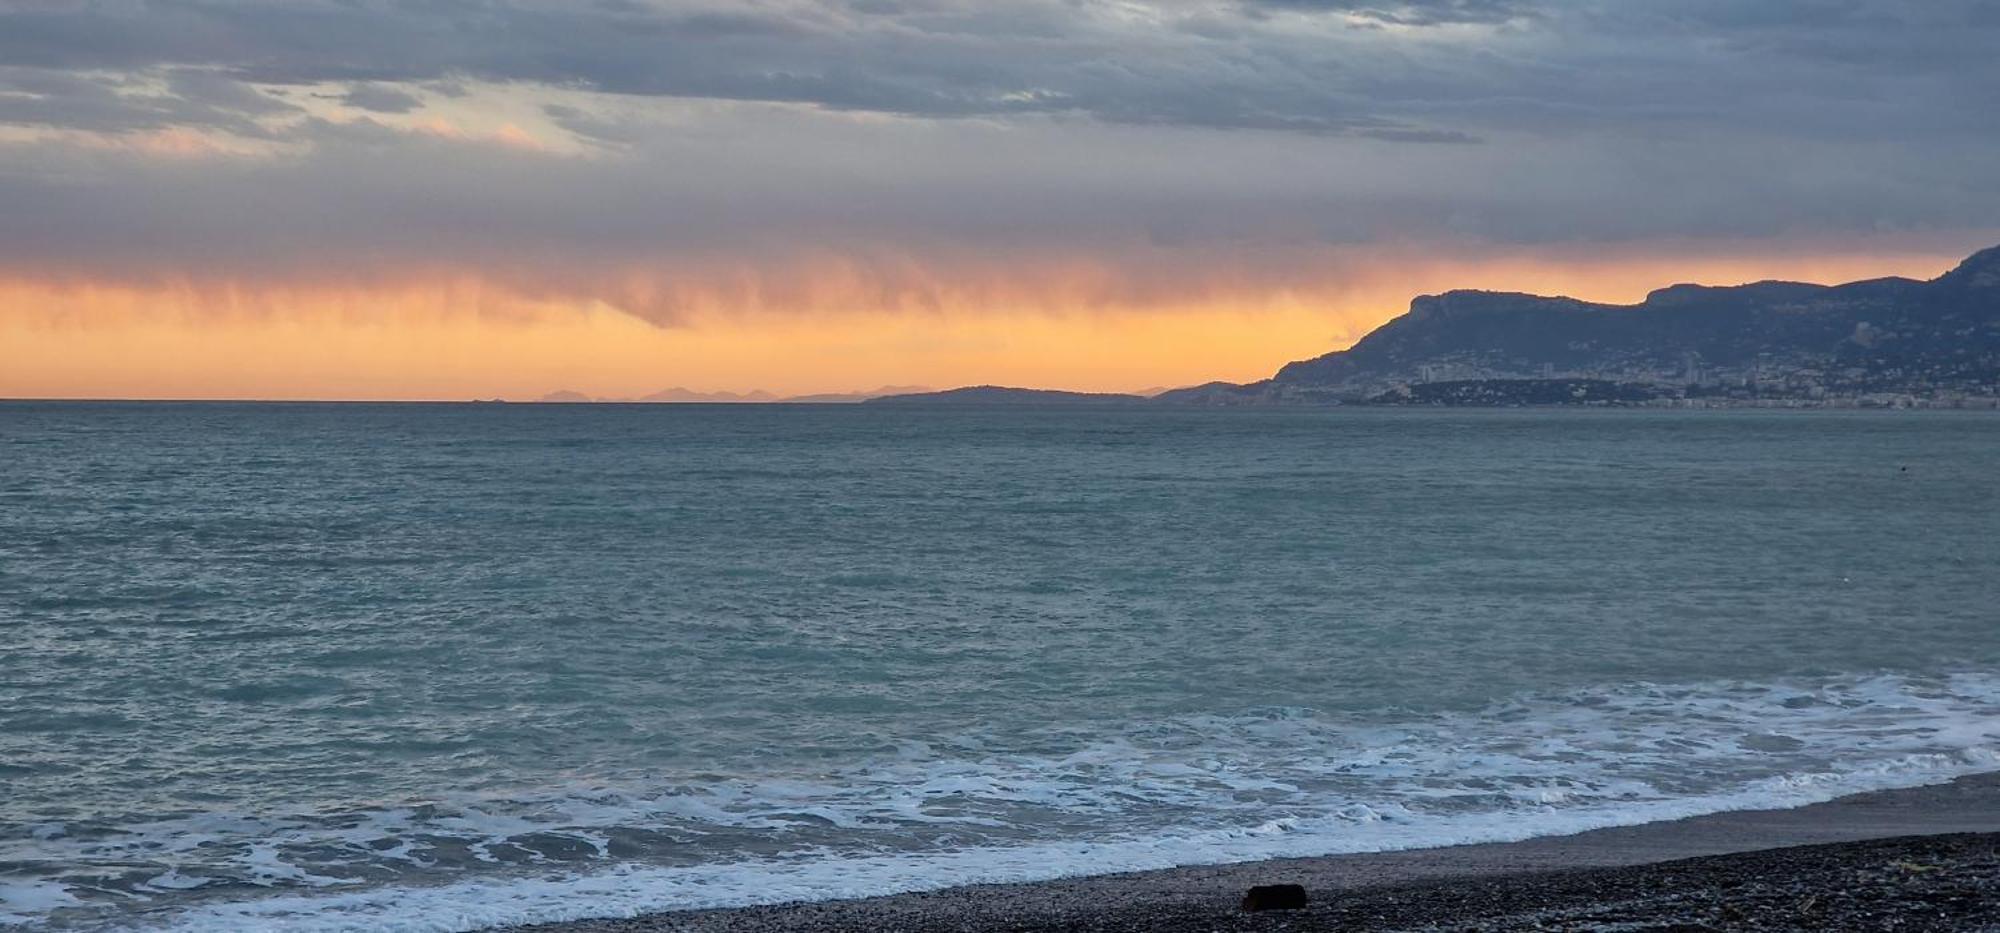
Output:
(144, 749), (1996, 933)
(0, 879), (80, 926)
(9, 672), (2000, 931)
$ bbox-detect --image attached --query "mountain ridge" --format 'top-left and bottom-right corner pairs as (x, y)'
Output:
(865, 386), (1148, 405)
(1160, 243), (2000, 406)
(535, 386), (931, 404)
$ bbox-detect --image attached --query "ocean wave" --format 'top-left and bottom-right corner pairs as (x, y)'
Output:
(8, 671), (2000, 930)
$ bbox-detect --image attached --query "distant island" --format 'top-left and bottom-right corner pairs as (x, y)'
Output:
(536, 386), (931, 404)
(1157, 243), (2000, 408)
(784, 386), (933, 403)
(866, 386), (1149, 405)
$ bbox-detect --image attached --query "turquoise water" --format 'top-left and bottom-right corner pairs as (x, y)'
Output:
(2, 403), (1997, 929)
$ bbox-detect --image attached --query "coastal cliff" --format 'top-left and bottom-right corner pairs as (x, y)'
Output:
(1161, 244), (2000, 406)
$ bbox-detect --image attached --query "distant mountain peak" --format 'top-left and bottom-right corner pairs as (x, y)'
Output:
(639, 387), (778, 403)
(1641, 280), (1827, 307)
(1941, 245), (2000, 288)
(1405, 291), (1592, 320)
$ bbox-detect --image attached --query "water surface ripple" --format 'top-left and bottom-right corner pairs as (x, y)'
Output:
(1, 403), (1996, 929)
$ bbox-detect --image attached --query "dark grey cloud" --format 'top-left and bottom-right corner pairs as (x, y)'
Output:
(0, 0), (1995, 306)
(2, 102), (1993, 285)
(0, 65), (295, 136)
(540, 103), (641, 146)
(337, 82), (422, 114)
(0, 0), (1989, 145)
(1245, 0), (1533, 26)
(0, 0), (1995, 141)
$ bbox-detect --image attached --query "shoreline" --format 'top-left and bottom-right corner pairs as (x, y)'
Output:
(507, 772), (2000, 932)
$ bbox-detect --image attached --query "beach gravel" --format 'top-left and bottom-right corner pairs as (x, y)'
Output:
(511, 776), (2000, 933)
(513, 833), (2000, 932)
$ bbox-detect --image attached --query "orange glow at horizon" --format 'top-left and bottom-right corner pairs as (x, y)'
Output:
(0, 242), (1981, 401)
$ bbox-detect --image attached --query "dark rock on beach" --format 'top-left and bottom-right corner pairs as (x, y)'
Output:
(1239, 883), (1308, 912)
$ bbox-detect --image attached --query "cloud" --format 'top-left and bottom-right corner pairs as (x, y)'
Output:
(1246, 0), (1534, 26)
(0, 1), (1991, 144)
(0, 65), (295, 136)
(336, 82), (422, 114)
(3, 1), (1997, 141)
(0, 0), (1994, 326)
(2, 98), (1993, 327)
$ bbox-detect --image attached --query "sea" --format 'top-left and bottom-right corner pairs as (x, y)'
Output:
(2, 402), (1997, 930)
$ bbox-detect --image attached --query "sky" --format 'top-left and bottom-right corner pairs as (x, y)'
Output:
(2, 0), (1997, 400)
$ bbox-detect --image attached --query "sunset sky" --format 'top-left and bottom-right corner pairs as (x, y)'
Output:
(3, 1), (1997, 400)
